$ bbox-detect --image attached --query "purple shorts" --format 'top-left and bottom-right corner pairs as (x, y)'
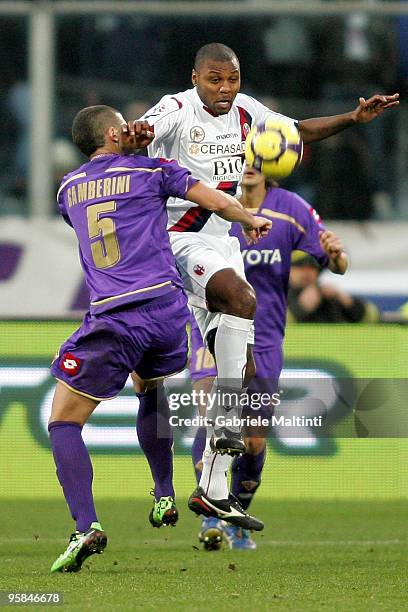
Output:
(51, 290), (189, 400)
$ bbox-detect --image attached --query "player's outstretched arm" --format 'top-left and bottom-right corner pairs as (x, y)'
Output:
(319, 230), (348, 274)
(298, 93), (399, 144)
(186, 182), (271, 243)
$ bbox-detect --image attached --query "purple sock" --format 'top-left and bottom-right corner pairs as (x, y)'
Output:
(136, 385), (175, 500)
(191, 426), (206, 484)
(231, 447), (266, 510)
(48, 421), (98, 533)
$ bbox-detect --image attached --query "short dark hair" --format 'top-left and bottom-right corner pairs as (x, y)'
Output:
(72, 105), (121, 157)
(194, 43), (239, 71)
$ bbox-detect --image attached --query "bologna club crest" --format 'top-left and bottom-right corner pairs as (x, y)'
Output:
(242, 122), (250, 138)
(193, 264), (205, 276)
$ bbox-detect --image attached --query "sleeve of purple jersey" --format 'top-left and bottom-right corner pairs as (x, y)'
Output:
(159, 159), (199, 199)
(57, 192), (73, 227)
(293, 197), (329, 268)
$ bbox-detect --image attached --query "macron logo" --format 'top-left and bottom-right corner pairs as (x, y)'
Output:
(61, 353), (81, 376)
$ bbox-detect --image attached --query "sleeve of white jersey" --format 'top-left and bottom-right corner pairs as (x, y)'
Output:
(140, 95), (184, 155)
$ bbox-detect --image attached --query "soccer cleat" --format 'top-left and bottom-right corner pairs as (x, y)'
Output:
(188, 487), (264, 531)
(223, 523), (257, 550)
(50, 522), (107, 573)
(210, 429), (246, 457)
(198, 517), (224, 551)
(149, 496), (178, 528)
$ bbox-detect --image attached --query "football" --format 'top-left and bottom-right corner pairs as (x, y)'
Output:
(245, 117), (303, 179)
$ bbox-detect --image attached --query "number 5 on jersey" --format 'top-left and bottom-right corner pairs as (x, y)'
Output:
(87, 201), (121, 269)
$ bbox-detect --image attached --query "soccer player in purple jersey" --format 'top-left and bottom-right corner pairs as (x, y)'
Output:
(48, 105), (271, 573)
(190, 166), (348, 550)
(140, 42), (398, 520)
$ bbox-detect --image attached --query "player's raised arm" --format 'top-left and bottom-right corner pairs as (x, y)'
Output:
(185, 181), (271, 242)
(298, 93), (399, 144)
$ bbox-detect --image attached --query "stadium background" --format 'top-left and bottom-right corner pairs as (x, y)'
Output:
(1, 1), (407, 504)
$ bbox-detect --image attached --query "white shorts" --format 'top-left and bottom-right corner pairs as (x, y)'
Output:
(169, 231), (254, 343)
(169, 231), (245, 307)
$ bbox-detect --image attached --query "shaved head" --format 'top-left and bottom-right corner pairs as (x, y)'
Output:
(72, 105), (122, 157)
(194, 43), (239, 71)
(192, 43), (241, 116)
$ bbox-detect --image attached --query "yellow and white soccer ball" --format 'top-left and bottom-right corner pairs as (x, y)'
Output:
(245, 117), (303, 179)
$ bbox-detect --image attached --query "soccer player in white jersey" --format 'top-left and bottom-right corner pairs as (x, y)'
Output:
(139, 42), (399, 524)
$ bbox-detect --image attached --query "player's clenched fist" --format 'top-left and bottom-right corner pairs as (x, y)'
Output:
(319, 230), (343, 258)
(243, 216), (272, 245)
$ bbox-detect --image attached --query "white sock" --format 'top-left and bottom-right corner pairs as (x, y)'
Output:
(198, 315), (252, 499)
(214, 314), (253, 388)
(199, 436), (232, 499)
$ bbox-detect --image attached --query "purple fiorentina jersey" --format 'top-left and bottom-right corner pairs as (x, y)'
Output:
(230, 188), (329, 351)
(57, 154), (198, 315)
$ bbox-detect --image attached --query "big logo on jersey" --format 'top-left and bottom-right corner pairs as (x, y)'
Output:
(242, 249), (282, 265)
(188, 143), (245, 157)
(212, 156), (243, 182)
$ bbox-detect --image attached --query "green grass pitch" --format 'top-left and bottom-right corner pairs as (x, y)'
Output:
(0, 323), (407, 610)
(1, 498), (407, 611)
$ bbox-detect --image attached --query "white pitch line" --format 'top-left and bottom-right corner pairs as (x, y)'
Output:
(98, 537), (404, 547)
(261, 539), (404, 546)
(0, 538), (404, 546)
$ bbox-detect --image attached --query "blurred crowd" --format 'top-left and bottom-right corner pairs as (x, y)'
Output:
(1, 12), (407, 218)
(287, 252), (380, 324)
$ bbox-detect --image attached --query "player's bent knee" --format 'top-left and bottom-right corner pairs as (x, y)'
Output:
(235, 284), (256, 318)
(206, 270), (256, 318)
(219, 284), (256, 318)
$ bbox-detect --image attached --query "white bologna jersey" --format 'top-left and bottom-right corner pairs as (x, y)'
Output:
(141, 87), (290, 237)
